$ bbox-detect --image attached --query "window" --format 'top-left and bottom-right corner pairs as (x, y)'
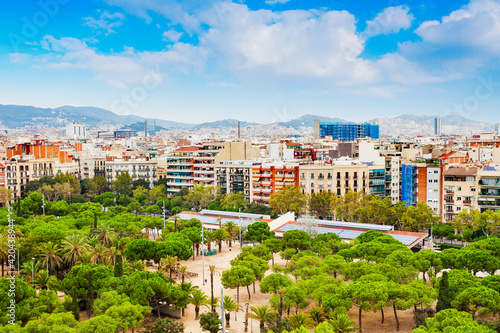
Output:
(457, 186), (462, 191)
(428, 179), (433, 183)
(466, 176), (475, 182)
(434, 180), (438, 183)
(345, 172), (349, 178)
(471, 187), (476, 192)
(457, 197), (462, 201)
(337, 172), (340, 179)
(310, 173), (314, 179)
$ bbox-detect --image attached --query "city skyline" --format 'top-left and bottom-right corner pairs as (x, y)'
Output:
(2, 0), (500, 123)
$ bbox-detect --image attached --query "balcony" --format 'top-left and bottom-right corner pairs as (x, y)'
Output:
(445, 208), (454, 213)
(444, 198), (454, 203)
(463, 200), (472, 205)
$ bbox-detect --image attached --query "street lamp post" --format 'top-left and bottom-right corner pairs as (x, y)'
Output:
(202, 224), (205, 286)
(162, 201), (166, 229)
(31, 258), (35, 288)
(239, 208), (242, 252)
(220, 287), (224, 331)
(234, 293), (238, 321)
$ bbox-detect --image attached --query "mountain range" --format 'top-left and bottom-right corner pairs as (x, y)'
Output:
(0, 104), (494, 136)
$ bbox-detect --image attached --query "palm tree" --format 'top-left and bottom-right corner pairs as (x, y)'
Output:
(287, 313), (314, 330)
(222, 295), (242, 327)
(162, 255), (179, 284)
(92, 223), (115, 247)
(189, 289), (210, 319)
(223, 221), (237, 247)
(308, 307), (327, 326)
(208, 265), (220, 311)
(329, 313), (359, 333)
(89, 243), (110, 265)
(21, 260), (41, 285)
(246, 305), (275, 333)
(178, 265), (189, 290)
(35, 269), (60, 290)
(212, 228), (229, 252)
(114, 237), (128, 259)
(40, 241), (63, 276)
(62, 234), (89, 267)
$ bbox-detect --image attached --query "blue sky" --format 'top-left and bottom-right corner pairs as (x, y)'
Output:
(1, 0), (500, 124)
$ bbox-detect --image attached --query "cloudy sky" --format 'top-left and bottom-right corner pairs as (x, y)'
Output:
(1, 0), (500, 124)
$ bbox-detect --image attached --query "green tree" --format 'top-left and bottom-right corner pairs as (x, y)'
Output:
(39, 241), (63, 276)
(451, 286), (500, 319)
(0, 278), (36, 326)
(24, 311), (79, 333)
(411, 249), (443, 283)
(221, 265), (256, 302)
(112, 172), (133, 196)
(269, 186), (306, 215)
(309, 191), (334, 219)
(260, 274), (293, 317)
(412, 308), (495, 333)
(245, 221), (275, 244)
(105, 301), (151, 333)
(283, 230), (312, 252)
(220, 192), (246, 211)
(189, 289), (210, 319)
(246, 305), (275, 333)
(329, 313), (359, 333)
(91, 290), (128, 314)
(436, 271), (453, 312)
(79, 315), (120, 333)
(199, 311), (221, 333)
(143, 317), (185, 333)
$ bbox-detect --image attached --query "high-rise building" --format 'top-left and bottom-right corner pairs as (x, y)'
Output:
(144, 119), (156, 137)
(434, 117), (442, 136)
(319, 122), (379, 141)
(66, 123), (87, 139)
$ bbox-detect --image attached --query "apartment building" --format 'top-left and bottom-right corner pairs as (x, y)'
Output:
(368, 166), (386, 198)
(215, 161), (255, 202)
(299, 163), (369, 196)
(251, 164), (299, 205)
(166, 147), (197, 194)
(214, 141), (260, 163)
(2, 160), (29, 201)
(478, 167), (500, 212)
(401, 163), (418, 206)
(385, 155), (401, 204)
(442, 167), (478, 222)
(420, 165), (443, 215)
(29, 159), (55, 180)
(105, 157), (157, 188)
(94, 157), (106, 178)
(193, 142), (224, 187)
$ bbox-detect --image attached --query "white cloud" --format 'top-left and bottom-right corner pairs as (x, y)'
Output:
(162, 29), (183, 42)
(265, 0), (291, 5)
(101, 0), (217, 34)
(83, 11), (125, 36)
(10, 35), (206, 89)
(364, 5), (414, 37)
(414, 0), (500, 54)
(196, 3), (378, 85)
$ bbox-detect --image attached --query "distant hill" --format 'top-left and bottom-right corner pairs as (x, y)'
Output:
(276, 114), (347, 129)
(0, 104), (193, 129)
(372, 114), (493, 136)
(192, 119), (256, 130)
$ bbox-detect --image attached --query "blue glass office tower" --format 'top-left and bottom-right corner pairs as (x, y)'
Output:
(319, 122), (379, 141)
